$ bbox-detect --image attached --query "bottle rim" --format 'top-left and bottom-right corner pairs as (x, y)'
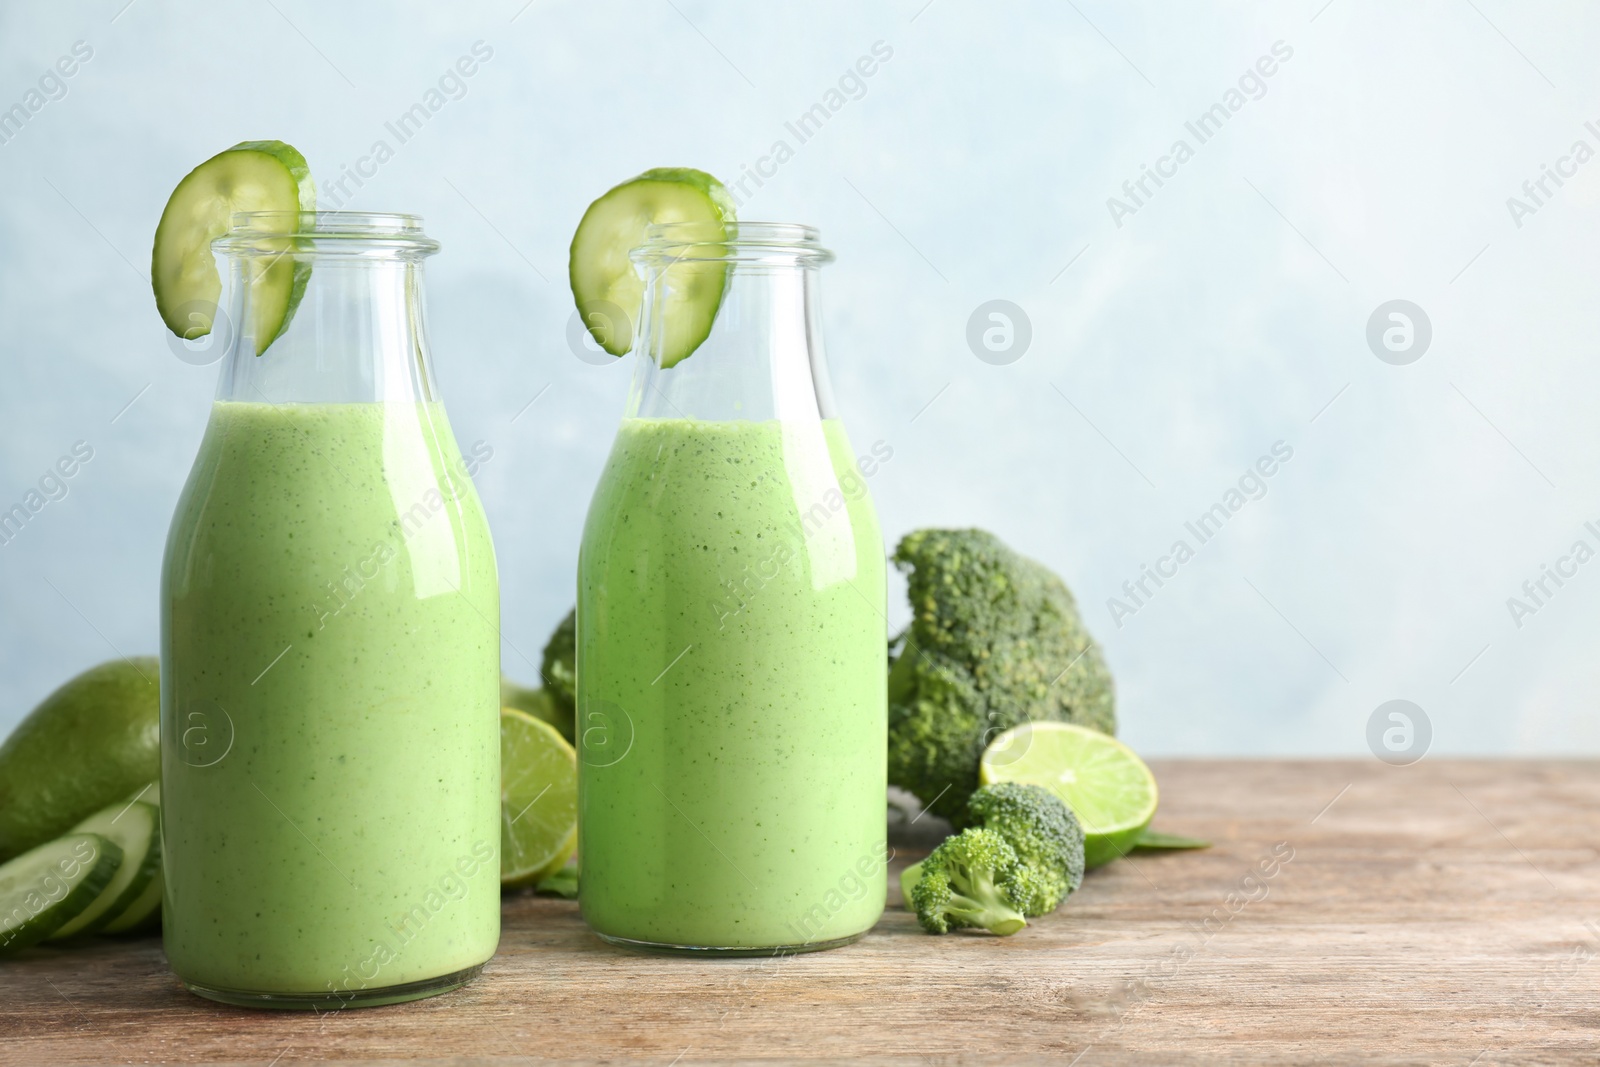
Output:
(213, 211), (440, 257)
(632, 221), (834, 266)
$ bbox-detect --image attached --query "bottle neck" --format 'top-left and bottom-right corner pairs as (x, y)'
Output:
(627, 259), (836, 422)
(216, 258), (436, 405)
(210, 212), (441, 406)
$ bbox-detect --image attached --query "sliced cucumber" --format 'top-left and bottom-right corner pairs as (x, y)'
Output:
(0, 833), (122, 953)
(49, 801), (159, 940)
(101, 783), (162, 935)
(568, 167), (734, 367)
(99, 861), (161, 935)
(152, 140), (315, 356)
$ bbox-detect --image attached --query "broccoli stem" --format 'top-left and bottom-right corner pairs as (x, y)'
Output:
(949, 863), (1027, 936)
(944, 889), (1026, 936)
(903, 857), (1026, 934)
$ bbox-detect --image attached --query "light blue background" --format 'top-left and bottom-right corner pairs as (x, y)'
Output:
(2, 0), (1596, 755)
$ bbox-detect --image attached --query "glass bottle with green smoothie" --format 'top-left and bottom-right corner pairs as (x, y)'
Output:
(160, 212), (500, 1008)
(577, 221), (889, 953)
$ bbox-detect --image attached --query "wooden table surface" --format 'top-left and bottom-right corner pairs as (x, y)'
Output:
(3, 759), (1596, 1066)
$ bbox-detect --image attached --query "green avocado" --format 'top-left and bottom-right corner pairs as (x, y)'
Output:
(0, 658), (160, 862)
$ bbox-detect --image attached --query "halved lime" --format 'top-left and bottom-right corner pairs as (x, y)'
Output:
(501, 708), (578, 888)
(152, 140), (315, 355)
(980, 723), (1158, 869)
(568, 167), (734, 367)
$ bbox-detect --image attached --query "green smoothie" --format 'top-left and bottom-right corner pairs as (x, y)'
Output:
(577, 416), (888, 950)
(161, 400), (500, 1002)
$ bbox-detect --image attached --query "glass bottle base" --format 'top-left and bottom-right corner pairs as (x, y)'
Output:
(593, 931), (866, 957)
(180, 963), (485, 1011)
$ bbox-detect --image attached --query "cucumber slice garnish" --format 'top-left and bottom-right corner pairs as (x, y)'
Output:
(152, 140), (315, 356)
(49, 801), (159, 940)
(568, 167), (735, 368)
(0, 833), (122, 953)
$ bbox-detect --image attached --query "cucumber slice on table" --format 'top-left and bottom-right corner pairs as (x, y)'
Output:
(101, 783), (162, 935)
(0, 833), (122, 953)
(48, 801), (160, 940)
(99, 857), (162, 935)
(568, 167), (735, 368)
(152, 140), (316, 356)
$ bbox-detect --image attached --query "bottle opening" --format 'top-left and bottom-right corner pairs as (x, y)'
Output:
(214, 211), (439, 258)
(633, 221), (833, 266)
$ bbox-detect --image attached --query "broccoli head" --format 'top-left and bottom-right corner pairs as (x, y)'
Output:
(887, 528), (1114, 822)
(910, 828), (1028, 936)
(541, 608), (577, 721)
(965, 782), (1085, 914)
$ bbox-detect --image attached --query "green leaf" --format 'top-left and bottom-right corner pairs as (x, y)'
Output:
(1132, 829), (1211, 851)
(534, 865), (578, 899)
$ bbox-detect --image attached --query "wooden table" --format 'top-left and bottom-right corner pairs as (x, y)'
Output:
(4, 759), (1596, 1065)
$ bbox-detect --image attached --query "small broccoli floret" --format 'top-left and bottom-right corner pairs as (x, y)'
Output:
(966, 783), (1085, 915)
(909, 828), (1028, 936)
(887, 529), (1115, 822)
(901, 783), (1087, 922)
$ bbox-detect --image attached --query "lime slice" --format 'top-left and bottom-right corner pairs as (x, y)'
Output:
(568, 167), (734, 367)
(152, 140), (315, 355)
(0, 833), (122, 953)
(500, 708), (578, 887)
(980, 723), (1157, 869)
